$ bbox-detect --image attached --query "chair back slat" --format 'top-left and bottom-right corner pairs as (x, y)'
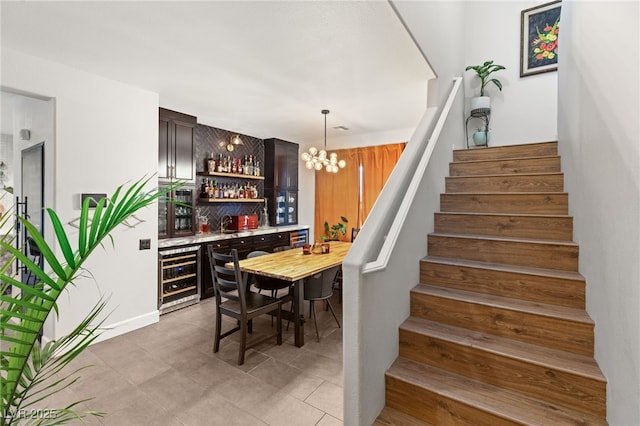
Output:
(208, 247), (246, 308)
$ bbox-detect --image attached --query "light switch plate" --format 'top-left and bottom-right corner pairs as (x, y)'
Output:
(139, 239), (151, 250)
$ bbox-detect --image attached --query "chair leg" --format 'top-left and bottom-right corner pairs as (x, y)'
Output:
(326, 300), (341, 328)
(213, 311), (222, 353)
(276, 306), (282, 345)
(248, 319), (253, 334)
(238, 318), (247, 365)
(311, 300), (320, 343)
(286, 303), (293, 331)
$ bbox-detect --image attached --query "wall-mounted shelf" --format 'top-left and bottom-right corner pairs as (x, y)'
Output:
(199, 198), (265, 203)
(197, 171), (264, 180)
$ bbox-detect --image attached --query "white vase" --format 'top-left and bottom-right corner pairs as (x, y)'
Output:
(470, 96), (491, 112)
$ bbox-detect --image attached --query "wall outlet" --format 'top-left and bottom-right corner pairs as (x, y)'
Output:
(139, 239), (151, 250)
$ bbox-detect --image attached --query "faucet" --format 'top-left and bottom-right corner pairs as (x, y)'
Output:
(220, 214), (232, 233)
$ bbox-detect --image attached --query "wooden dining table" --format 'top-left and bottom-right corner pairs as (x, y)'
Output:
(237, 241), (352, 347)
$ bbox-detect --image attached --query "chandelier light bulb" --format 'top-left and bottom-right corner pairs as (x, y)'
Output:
(300, 109), (346, 173)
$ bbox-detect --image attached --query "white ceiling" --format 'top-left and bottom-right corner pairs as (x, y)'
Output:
(1, 1), (433, 147)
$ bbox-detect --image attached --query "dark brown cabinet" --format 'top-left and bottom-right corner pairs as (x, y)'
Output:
(158, 108), (197, 239)
(200, 231), (293, 299)
(159, 108), (196, 182)
(264, 138), (299, 226)
(201, 240), (230, 299)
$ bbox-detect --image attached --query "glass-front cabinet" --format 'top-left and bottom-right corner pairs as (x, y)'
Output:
(159, 186), (196, 239)
(264, 138), (298, 226)
(274, 190), (298, 225)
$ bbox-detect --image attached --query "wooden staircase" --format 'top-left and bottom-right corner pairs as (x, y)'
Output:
(375, 142), (607, 425)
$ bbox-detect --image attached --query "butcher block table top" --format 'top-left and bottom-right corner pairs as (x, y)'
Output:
(236, 241), (352, 282)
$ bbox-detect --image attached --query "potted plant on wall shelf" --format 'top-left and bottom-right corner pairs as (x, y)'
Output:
(465, 60), (506, 112)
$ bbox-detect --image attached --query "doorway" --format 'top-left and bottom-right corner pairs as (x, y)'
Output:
(0, 89), (54, 290)
(19, 142), (45, 284)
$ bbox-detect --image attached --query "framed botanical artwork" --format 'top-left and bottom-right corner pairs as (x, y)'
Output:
(520, 0), (561, 77)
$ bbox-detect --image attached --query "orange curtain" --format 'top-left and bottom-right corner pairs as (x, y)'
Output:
(359, 143), (405, 226)
(314, 143), (405, 241)
(314, 148), (359, 242)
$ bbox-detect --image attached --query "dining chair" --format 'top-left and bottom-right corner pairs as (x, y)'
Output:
(333, 227), (359, 304)
(288, 266), (341, 342)
(208, 247), (282, 365)
(247, 250), (293, 300)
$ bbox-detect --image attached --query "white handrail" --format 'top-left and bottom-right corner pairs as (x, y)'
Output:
(343, 77), (462, 273)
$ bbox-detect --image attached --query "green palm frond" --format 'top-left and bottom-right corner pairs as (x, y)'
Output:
(1, 177), (180, 425)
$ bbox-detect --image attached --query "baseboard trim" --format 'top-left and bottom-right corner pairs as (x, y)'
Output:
(92, 310), (160, 344)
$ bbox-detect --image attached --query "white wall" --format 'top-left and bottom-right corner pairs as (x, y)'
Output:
(1, 48), (160, 342)
(558, 2), (640, 424)
(464, 1), (558, 147)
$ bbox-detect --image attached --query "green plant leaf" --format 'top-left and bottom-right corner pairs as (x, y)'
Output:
(1, 177), (168, 425)
(47, 209), (76, 269)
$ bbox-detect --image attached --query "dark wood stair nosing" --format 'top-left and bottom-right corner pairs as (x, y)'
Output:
(412, 283), (594, 326)
(446, 172), (564, 179)
(401, 316), (605, 381)
(429, 231), (579, 247)
(386, 356), (606, 425)
(450, 154), (560, 166)
(435, 211), (573, 220)
(421, 255), (585, 282)
(452, 141), (558, 155)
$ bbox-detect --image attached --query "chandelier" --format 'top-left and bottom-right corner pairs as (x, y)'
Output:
(301, 109), (346, 173)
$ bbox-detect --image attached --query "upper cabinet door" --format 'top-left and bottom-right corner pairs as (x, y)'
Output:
(285, 142), (299, 189)
(265, 138), (299, 190)
(158, 117), (170, 180)
(173, 119), (195, 181)
(159, 108), (196, 183)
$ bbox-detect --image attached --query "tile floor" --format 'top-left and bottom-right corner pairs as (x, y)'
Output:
(31, 294), (345, 425)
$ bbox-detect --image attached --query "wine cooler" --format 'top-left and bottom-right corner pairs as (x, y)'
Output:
(158, 245), (200, 314)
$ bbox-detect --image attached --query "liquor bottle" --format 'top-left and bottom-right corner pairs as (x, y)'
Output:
(247, 155), (254, 176)
(207, 151), (216, 173)
(217, 154), (224, 173)
(254, 161), (261, 177)
(200, 179), (207, 198)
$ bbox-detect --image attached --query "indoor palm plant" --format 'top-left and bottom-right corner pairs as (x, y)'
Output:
(0, 177), (175, 425)
(465, 60), (506, 111)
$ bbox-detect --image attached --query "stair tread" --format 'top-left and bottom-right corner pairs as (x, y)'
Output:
(451, 154), (560, 165)
(412, 283), (594, 325)
(401, 316), (605, 381)
(422, 256), (585, 282)
(388, 357), (607, 425)
(453, 141), (557, 155)
(430, 231), (579, 246)
(374, 406), (432, 426)
(435, 211), (572, 219)
(447, 172), (564, 179)
(444, 191), (567, 195)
